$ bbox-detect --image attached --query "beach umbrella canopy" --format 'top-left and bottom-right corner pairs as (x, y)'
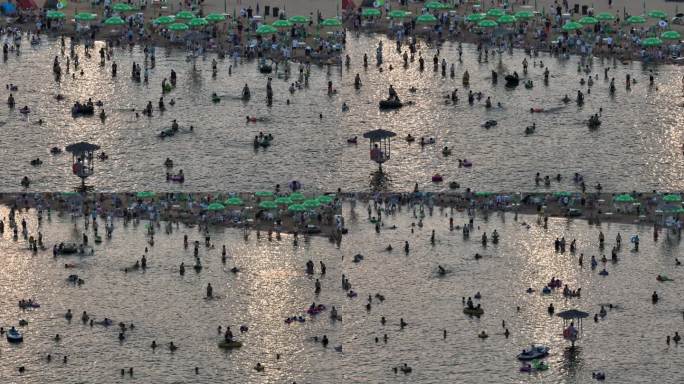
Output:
(225, 197), (244, 206)
(641, 37), (663, 47)
(647, 10), (667, 19)
(475, 191), (492, 197)
(136, 191), (155, 198)
(272, 19), (293, 28)
(104, 16), (125, 26)
(317, 195), (334, 204)
(320, 18), (342, 27)
(663, 194), (682, 202)
(205, 13), (226, 22)
(578, 16), (598, 25)
(168, 22), (189, 31)
(74, 12), (97, 21)
(556, 309), (589, 320)
(175, 11), (195, 20)
(255, 190), (274, 197)
(154, 16), (175, 25)
(288, 204), (306, 212)
(303, 199), (321, 209)
(112, 3), (135, 12)
(259, 200), (278, 209)
(362, 8), (381, 17)
(416, 14), (438, 24)
(595, 12), (615, 21)
(497, 15), (517, 24)
(671, 207), (684, 214)
(562, 21), (582, 31)
(554, 191), (572, 197)
(388, 10), (410, 19)
(661, 30), (681, 40)
(256, 24), (278, 34)
(486, 8), (505, 18)
(289, 15), (310, 24)
(514, 10), (534, 19)
(626, 15), (646, 24)
(466, 13), (486, 22)
(47, 10), (65, 19)
(289, 192), (305, 201)
(614, 194), (636, 203)
(425, 1), (447, 10)
(275, 196), (294, 205)
(206, 202), (225, 211)
(188, 17), (208, 27)
(478, 19), (498, 28)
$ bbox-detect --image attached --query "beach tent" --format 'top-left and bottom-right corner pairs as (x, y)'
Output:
(1, 2), (17, 14)
(17, 0), (37, 9)
(342, 0), (356, 11)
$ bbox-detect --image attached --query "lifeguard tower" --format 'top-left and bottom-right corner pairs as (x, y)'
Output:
(65, 141), (100, 191)
(362, 129), (396, 173)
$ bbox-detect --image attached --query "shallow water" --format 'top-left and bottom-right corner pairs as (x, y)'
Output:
(0, 33), (683, 192)
(0, 202), (683, 383)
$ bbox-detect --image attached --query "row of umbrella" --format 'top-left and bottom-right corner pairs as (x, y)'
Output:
(203, 193), (336, 212)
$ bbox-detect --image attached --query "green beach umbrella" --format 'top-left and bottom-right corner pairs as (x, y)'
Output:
(554, 191), (572, 197)
(104, 16), (125, 26)
(136, 191), (155, 198)
(486, 8), (505, 18)
(514, 10), (534, 19)
(595, 12), (615, 21)
(578, 16), (598, 25)
(320, 18), (342, 27)
(289, 192), (305, 201)
(389, 10), (410, 19)
(256, 24), (278, 35)
(671, 207), (684, 214)
(154, 15), (175, 25)
(478, 19), (498, 28)
(288, 204), (306, 212)
(275, 196), (293, 205)
(416, 14), (438, 24)
(317, 195), (334, 204)
(663, 194), (682, 202)
(614, 194), (635, 203)
(188, 17), (208, 27)
(272, 19), (293, 28)
(206, 202), (225, 211)
(225, 197), (244, 206)
(626, 15), (646, 24)
(562, 21), (582, 31)
(641, 37), (663, 47)
(255, 191), (274, 197)
(61, 191), (80, 197)
(74, 12), (97, 21)
(175, 10), (195, 20)
(205, 13), (226, 22)
(289, 15), (310, 24)
(112, 3), (134, 12)
(497, 15), (517, 24)
(374, 0), (385, 7)
(362, 8), (381, 17)
(303, 199), (321, 209)
(168, 22), (189, 31)
(475, 191), (492, 197)
(647, 10), (667, 19)
(47, 10), (65, 19)
(661, 30), (681, 40)
(425, 1), (447, 10)
(466, 13), (486, 22)
(259, 200), (278, 209)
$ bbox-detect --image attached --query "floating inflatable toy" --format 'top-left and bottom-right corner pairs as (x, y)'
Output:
(432, 174), (444, 183)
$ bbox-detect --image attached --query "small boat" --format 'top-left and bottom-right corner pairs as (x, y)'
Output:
(218, 340), (243, 349)
(656, 275), (673, 282)
(461, 160), (473, 167)
(517, 345), (550, 361)
(463, 306), (484, 316)
(7, 328), (23, 343)
(379, 99), (403, 110)
(482, 120), (497, 128)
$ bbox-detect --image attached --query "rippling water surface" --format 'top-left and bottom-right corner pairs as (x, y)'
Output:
(0, 33), (683, 192)
(0, 202), (683, 383)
